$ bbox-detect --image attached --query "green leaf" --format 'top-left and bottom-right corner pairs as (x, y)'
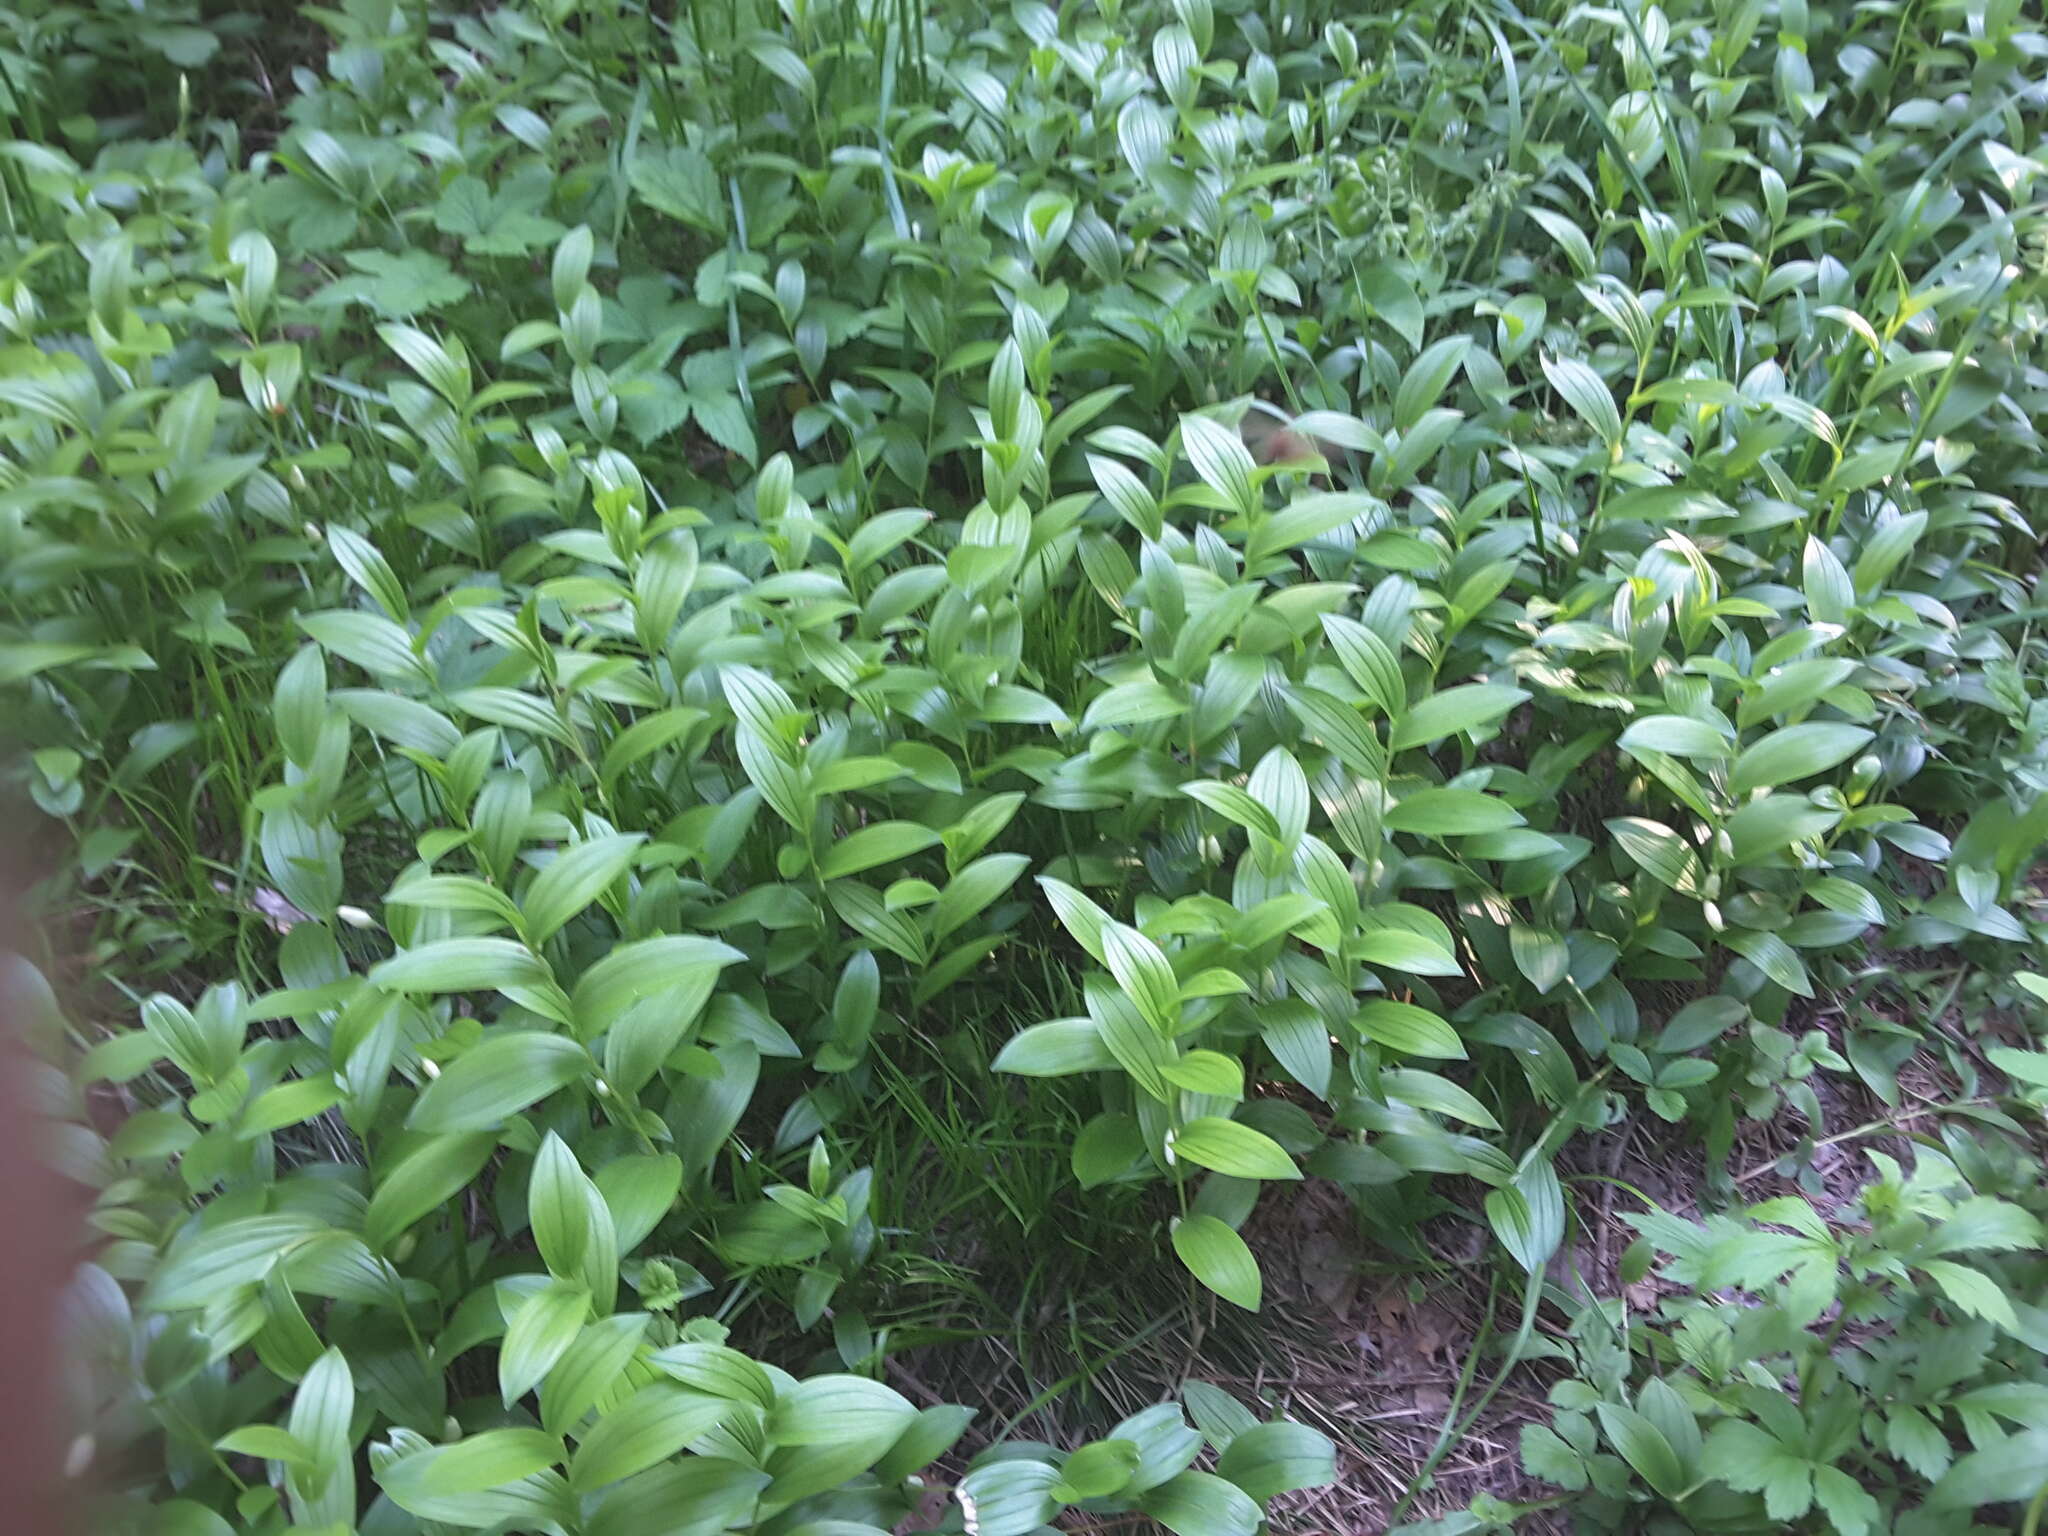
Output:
(216, 1426), (316, 1465)
(1083, 678), (1188, 731)
(595, 1154), (683, 1254)
(1259, 999), (1332, 1099)
(501, 1281), (590, 1405)
(1182, 781), (1284, 841)
(1039, 876), (1111, 964)
(1248, 492), (1374, 564)
(1702, 1421), (1811, 1517)
(1180, 412), (1258, 515)
(1384, 1068), (1500, 1129)
(876, 1404), (977, 1484)
(1486, 1187), (1548, 1272)
(1161, 1050), (1243, 1099)
(1386, 787), (1524, 836)
(1320, 613), (1406, 715)
(1803, 536), (1855, 623)
(1521, 1423), (1588, 1489)
(766, 1375), (916, 1446)
(1720, 929), (1813, 997)
(1169, 1117), (1301, 1180)
(1929, 1430), (2048, 1508)
(958, 1458), (1062, 1536)
(572, 935), (745, 1039)
(1353, 928), (1462, 977)
(1988, 1046), (2048, 1088)
(1807, 876), (1884, 925)
(1102, 921), (1182, 1033)
(238, 1076), (346, 1139)
(1925, 1196), (2042, 1256)
(371, 937), (555, 1001)
(585, 1457), (769, 1536)
(542, 1313), (650, 1436)
(1140, 1469), (1263, 1536)
(1056, 1439), (1143, 1499)
(297, 609), (428, 684)
(450, 682), (580, 744)
(1595, 1403), (1685, 1498)
(365, 1133), (498, 1250)
(1085, 986), (1170, 1101)
(1389, 684), (1528, 751)
(1851, 511), (1927, 595)
(331, 690), (462, 755)
(1510, 924), (1569, 993)
(336, 247), (470, 315)
(1073, 1112), (1148, 1188)
(569, 1383), (734, 1490)
(407, 1031), (591, 1132)
(1812, 1464), (1881, 1536)
(386, 1428), (564, 1497)
(1922, 1259), (2019, 1332)
(1394, 336), (1472, 433)
(930, 853), (1030, 944)
(1354, 1000), (1465, 1059)
(1618, 714), (1732, 759)
(817, 821), (942, 879)
(1607, 817), (1707, 895)
(1542, 354), (1623, 446)
(1884, 1406), (1953, 1482)
(521, 833), (645, 944)
(629, 145), (724, 233)
(1729, 723), (1873, 795)
(645, 1341), (776, 1408)
(530, 1133), (618, 1306)
(1214, 1422), (1337, 1501)
(993, 1018), (1117, 1076)
(1172, 1215), (1262, 1310)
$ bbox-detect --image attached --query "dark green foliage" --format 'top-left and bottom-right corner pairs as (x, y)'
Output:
(3, 0), (2047, 1530)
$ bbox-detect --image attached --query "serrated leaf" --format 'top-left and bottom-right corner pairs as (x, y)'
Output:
(629, 146), (724, 233)
(1923, 1259), (2019, 1332)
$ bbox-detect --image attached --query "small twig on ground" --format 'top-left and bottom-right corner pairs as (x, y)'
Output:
(1731, 1097), (1995, 1187)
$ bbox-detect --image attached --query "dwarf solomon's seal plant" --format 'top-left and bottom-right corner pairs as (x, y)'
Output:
(5, 0), (2048, 1528)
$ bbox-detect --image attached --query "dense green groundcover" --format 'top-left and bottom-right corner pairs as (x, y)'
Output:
(5, 0), (2048, 1529)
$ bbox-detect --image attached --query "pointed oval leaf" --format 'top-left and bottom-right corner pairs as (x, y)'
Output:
(1171, 1215), (1261, 1310)
(1169, 1117), (1301, 1180)
(1729, 723), (1873, 795)
(407, 1032), (591, 1133)
(521, 834), (646, 945)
